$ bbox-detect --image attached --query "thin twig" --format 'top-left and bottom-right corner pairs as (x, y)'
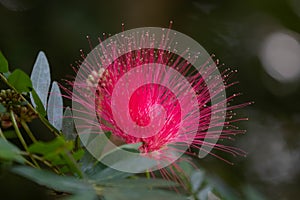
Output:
(25, 159), (37, 168)
(10, 109), (40, 168)
(0, 127), (7, 140)
(20, 151), (61, 174)
(21, 120), (37, 143)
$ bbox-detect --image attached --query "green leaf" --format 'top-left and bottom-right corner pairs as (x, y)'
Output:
(8, 69), (32, 92)
(30, 51), (51, 109)
(102, 187), (187, 200)
(31, 88), (46, 116)
(28, 136), (83, 176)
(28, 136), (72, 155)
(11, 166), (93, 194)
(85, 162), (131, 181)
(0, 138), (25, 163)
(0, 51), (8, 73)
(100, 178), (179, 188)
(0, 103), (6, 113)
(80, 150), (98, 173)
(99, 143), (157, 174)
(73, 149), (84, 161)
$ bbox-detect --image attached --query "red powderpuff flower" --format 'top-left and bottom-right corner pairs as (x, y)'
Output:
(64, 25), (251, 183)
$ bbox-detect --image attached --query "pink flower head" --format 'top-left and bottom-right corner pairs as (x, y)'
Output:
(66, 25), (251, 176)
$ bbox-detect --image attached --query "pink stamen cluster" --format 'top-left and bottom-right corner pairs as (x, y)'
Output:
(64, 25), (252, 171)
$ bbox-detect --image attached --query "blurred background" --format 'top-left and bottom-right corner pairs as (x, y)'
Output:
(0, 0), (300, 199)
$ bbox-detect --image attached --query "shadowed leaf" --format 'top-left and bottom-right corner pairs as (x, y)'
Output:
(85, 162), (131, 181)
(8, 69), (32, 92)
(0, 138), (25, 163)
(99, 178), (179, 188)
(0, 51), (8, 73)
(11, 166), (93, 194)
(102, 187), (186, 200)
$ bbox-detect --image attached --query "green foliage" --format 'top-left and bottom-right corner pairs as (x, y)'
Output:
(84, 161), (132, 181)
(102, 187), (187, 200)
(28, 136), (84, 176)
(7, 69), (32, 93)
(28, 136), (72, 155)
(11, 166), (97, 199)
(98, 178), (180, 188)
(0, 51), (8, 73)
(11, 165), (187, 200)
(0, 138), (25, 164)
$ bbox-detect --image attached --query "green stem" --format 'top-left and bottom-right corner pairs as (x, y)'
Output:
(21, 120), (37, 143)
(0, 73), (60, 137)
(63, 150), (85, 179)
(10, 110), (29, 150)
(32, 155), (60, 174)
(0, 127), (7, 140)
(25, 159), (37, 168)
(21, 152), (60, 174)
(10, 110), (40, 168)
(145, 170), (151, 179)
